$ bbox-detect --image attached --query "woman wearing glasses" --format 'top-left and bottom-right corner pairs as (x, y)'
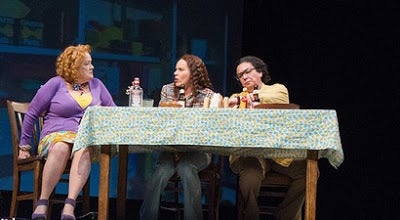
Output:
(228, 55), (288, 108)
(228, 55), (306, 220)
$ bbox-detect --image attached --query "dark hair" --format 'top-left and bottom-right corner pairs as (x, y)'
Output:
(174, 54), (214, 101)
(236, 55), (271, 84)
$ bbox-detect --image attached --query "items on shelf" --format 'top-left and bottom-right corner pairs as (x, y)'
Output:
(0, 16), (44, 47)
(18, 19), (44, 47)
(0, 16), (15, 44)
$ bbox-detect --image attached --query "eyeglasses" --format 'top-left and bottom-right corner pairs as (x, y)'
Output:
(236, 67), (256, 81)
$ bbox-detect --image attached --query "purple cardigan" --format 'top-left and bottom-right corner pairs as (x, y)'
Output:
(20, 76), (116, 146)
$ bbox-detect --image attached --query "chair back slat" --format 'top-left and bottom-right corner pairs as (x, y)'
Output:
(254, 103), (300, 109)
(7, 100), (43, 158)
(158, 101), (183, 108)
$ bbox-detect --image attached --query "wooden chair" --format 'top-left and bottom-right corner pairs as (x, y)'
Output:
(254, 103), (300, 110)
(237, 103), (302, 220)
(7, 100), (44, 217)
(158, 100), (225, 220)
(6, 100), (90, 218)
(159, 154), (224, 220)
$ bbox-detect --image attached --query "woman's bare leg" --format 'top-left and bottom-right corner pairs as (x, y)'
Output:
(33, 142), (70, 214)
(62, 147), (91, 216)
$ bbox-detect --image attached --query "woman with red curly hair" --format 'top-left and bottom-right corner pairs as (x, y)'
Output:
(18, 44), (116, 220)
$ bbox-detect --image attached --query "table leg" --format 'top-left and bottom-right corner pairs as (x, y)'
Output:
(98, 145), (111, 220)
(305, 150), (318, 220)
(117, 146), (128, 220)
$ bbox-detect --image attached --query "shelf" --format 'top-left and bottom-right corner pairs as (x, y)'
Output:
(0, 44), (160, 63)
(91, 52), (160, 63)
(0, 44), (60, 56)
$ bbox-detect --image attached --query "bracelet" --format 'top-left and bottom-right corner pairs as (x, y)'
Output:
(19, 145), (32, 151)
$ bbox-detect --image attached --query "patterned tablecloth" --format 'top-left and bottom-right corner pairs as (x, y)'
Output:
(74, 106), (344, 168)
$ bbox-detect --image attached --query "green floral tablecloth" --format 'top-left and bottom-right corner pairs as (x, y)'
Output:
(73, 106), (344, 168)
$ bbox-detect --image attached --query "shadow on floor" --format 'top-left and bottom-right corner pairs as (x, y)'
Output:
(1, 190), (249, 220)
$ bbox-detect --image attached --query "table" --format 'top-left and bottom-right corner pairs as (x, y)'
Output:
(74, 106), (344, 220)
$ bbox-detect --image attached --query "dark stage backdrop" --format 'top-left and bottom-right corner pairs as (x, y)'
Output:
(240, 1), (399, 219)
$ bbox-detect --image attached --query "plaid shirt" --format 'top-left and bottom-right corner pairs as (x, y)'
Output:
(158, 82), (214, 163)
(159, 83), (214, 107)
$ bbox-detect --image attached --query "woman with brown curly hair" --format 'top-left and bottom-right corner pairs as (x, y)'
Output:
(18, 44), (116, 220)
(139, 54), (214, 220)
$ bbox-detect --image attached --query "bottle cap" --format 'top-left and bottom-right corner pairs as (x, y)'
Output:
(132, 77), (140, 86)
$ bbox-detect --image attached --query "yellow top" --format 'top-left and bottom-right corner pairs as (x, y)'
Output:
(229, 83), (293, 173)
(71, 93), (93, 109)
